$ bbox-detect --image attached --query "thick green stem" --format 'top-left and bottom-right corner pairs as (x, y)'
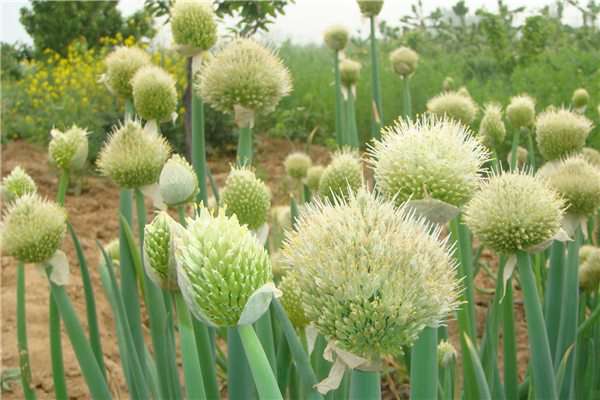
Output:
(255, 309), (277, 373)
(517, 251), (558, 400)
(56, 170), (69, 205)
(238, 324), (283, 400)
(17, 263), (37, 400)
(410, 327), (437, 400)
(509, 128), (521, 171)
(228, 327), (256, 400)
(345, 88), (360, 149)
(369, 15), (383, 139)
(524, 128), (535, 170)
(402, 77), (412, 120)
(333, 50), (345, 147)
(349, 369), (380, 400)
(545, 241), (565, 361)
(503, 278), (518, 400)
(192, 319), (220, 400)
(192, 90), (209, 205)
(237, 125), (253, 166)
(124, 98), (134, 119)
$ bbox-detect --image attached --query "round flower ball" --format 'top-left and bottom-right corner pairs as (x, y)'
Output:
(464, 171), (564, 254)
(389, 47), (418, 78)
(131, 65), (177, 122)
(197, 38), (292, 115)
(176, 207), (271, 326)
(582, 147), (600, 168)
(279, 271), (310, 329)
(48, 125), (89, 171)
(506, 94), (536, 129)
(442, 76), (455, 92)
(537, 156), (600, 217)
(1, 194), (66, 263)
(305, 165), (324, 192)
(535, 108), (593, 161)
(507, 146), (528, 169)
(97, 120), (171, 188)
(579, 248), (600, 291)
(357, 0), (384, 16)
(170, 0), (217, 52)
(284, 152), (312, 180)
(369, 115), (488, 207)
(572, 88), (589, 109)
(323, 25), (349, 52)
(282, 189), (459, 360)
(426, 91), (478, 126)
(159, 154), (199, 207)
(339, 58), (361, 87)
(1, 166), (37, 204)
(144, 212), (180, 291)
(104, 46), (150, 98)
(221, 166), (271, 230)
(318, 149), (363, 202)
(479, 103), (506, 149)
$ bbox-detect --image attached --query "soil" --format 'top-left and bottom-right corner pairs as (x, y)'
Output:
(1, 138), (528, 399)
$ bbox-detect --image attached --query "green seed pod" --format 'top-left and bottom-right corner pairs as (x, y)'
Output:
(305, 165), (325, 192)
(318, 149), (363, 202)
(159, 154), (199, 207)
(464, 171), (564, 254)
(357, 0), (384, 16)
(1, 166), (37, 204)
(582, 147), (600, 168)
(339, 58), (361, 87)
(176, 207), (272, 326)
(282, 189), (459, 359)
(103, 46), (150, 98)
(323, 24), (349, 51)
(535, 108), (593, 161)
(506, 146), (528, 169)
(284, 152), (312, 180)
(389, 47), (418, 78)
(437, 340), (457, 368)
(537, 156), (600, 217)
(479, 103), (506, 149)
(97, 119), (171, 188)
(221, 166), (271, 230)
(197, 38), (292, 115)
(279, 271), (310, 329)
(1, 194), (66, 263)
(144, 212), (182, 291)
(48, 125), (89, 171)
(170, 0), (217, 52)
(369, 115), (488, 207)
(427, 91), (478, 126)
(131, 65), (177, 122)
(572, 88), (589, 109)
(442, 77), (455, 92)
(506, 94), (536, 129)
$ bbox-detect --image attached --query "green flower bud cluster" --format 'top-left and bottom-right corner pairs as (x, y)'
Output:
(579, 245), (600, 291)
(144, 212), (181, 290)
(357, 0), (384, 16)
(442, 77), (455, 91)
(318, 149), (363, 202)
(339, 58), (361, 87)
(221, 166), (271, 230)
(535, 108), (593, 161)
(572, 88), (589, 109)
(582, 147), (600, 168)
(159, 154), (199, 207)
(48, 125), (89, 171)
(284, 151), (312, 180)
(1, 166), (37, 204)
(305, 165), (325, 192)
(479, 103), (506, 149)
(389, 47), (418, 78)
(131, 65), (177, 122)
(170, 0), (217, 52)
(507, 146), (528, 169)
(437, 340), (457, 368)
(323, 25), (349, 51)
(103, 46), (150, 98)
(506, 94), (536, 129)
(427, 91), (478, 126)
(279, 271), (310, 329)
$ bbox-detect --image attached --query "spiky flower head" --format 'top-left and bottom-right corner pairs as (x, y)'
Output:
(305, 165), (325, 192)
(197, 38), (292, 115)
(537, 156), (600, 217)
(282, 189), (459, 360)
(389, 47), (418, 77)
(572, 88), (589, 109)
(318, 149), (363, 202)
(582, 147), (600, 168)
(131, 65), (177, 122)
(437, 340), (457, 368)
(506, 95), (536, 129)
(1, 194), (66, 263)
(369, 115), (488, 208)
(357, 0), (384, 16)
(427, 91), (478, 126)
(170, 0), (217, 52)
(464, 171), (564, 254)
(1, 166), (37, 203)
(442, 77), (455, 91)
(221, 166), (271, 230)
(159, 154), (199, 207)
(97, 119), (171, 188)
(339, 58), (361, 87)
(48, 125), (89, 171)
(323, 25), (349, 51)
(103, 46), (150, 98)
(144, 212), (182, 291)
(507, 146), (528, 169)
(176, 207), (272, 326)
(279, 271), (310, 329)
(535, 108), (593, 161)
(284, 152), (312, 180)
(479, 103), (506, 149)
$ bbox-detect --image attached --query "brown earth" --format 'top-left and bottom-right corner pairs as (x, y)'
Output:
(0, 138), (527, 399)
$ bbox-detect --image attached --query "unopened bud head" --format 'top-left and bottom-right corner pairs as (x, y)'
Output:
(284, 152), (312, 180)
(159, 154), (199, 207)
(1, 166), (37, 204)
(318, 149), (363, 202)
(49, 125), (89, 171)
(221, 166), (271, 230)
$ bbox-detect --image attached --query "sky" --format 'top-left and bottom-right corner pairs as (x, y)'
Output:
(1, 0), (583, 47)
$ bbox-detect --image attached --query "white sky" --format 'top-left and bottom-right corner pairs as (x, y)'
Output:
(1, 0), (583, 47)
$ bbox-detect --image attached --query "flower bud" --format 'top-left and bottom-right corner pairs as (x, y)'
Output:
(284, 152), (312, 180)
(319, 149), (363, 202)
(427, 91), (478, 126)
(506, 95), (535, 129)
(48, 125), (89, 171)
(479, 103), (506, 149)
(176, 207), (272, 326)
(1, 194), (66, 263)
(506, 146), (528, 169)
(170, 0), (217, 52)
(437, 340), (457, 368)
(104, 239), (120, 264)
(442, 76), (455, 92)
(323, 25), (349, 51)
(572, 88), (589, 110)
(97, 119), (171, 188)
(389, 47), (418, 77)
(579, 248), (600, 292)
(144, 212), (182, 291)
(131, 65), (177, 122)
(305, 165), (324, 192)
(1, 166), (37, 204)
(279, 271), (310, 329)
(339, 58), (361, 87)
(104, 46), (150, 98)
(221, 166), (271, 230)
(159, 154), (199, 207)
(579, 245), (596, 265)
(357, 0), (384, 16)
(535, 108), (593, 161)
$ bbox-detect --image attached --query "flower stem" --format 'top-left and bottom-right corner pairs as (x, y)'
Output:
(402, 77), (412, 121)
(503, 276), (518, 400)
(369, 15), (383, 140)
(509, 128), (521, 171)
(349, 369), (380, 400)
(345, 88), (360, 149)
(524, 127), (536, 170)
(228, 327), (256, 400)
(410, 326), (437, 400)
(237, 125), (253, 166)
(333, 50), (345, 147)
(192, 90), (208, 205)
(545, 240), (565, 360)
(17, 263), (36, 400)
(56, 170), (69, 206)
